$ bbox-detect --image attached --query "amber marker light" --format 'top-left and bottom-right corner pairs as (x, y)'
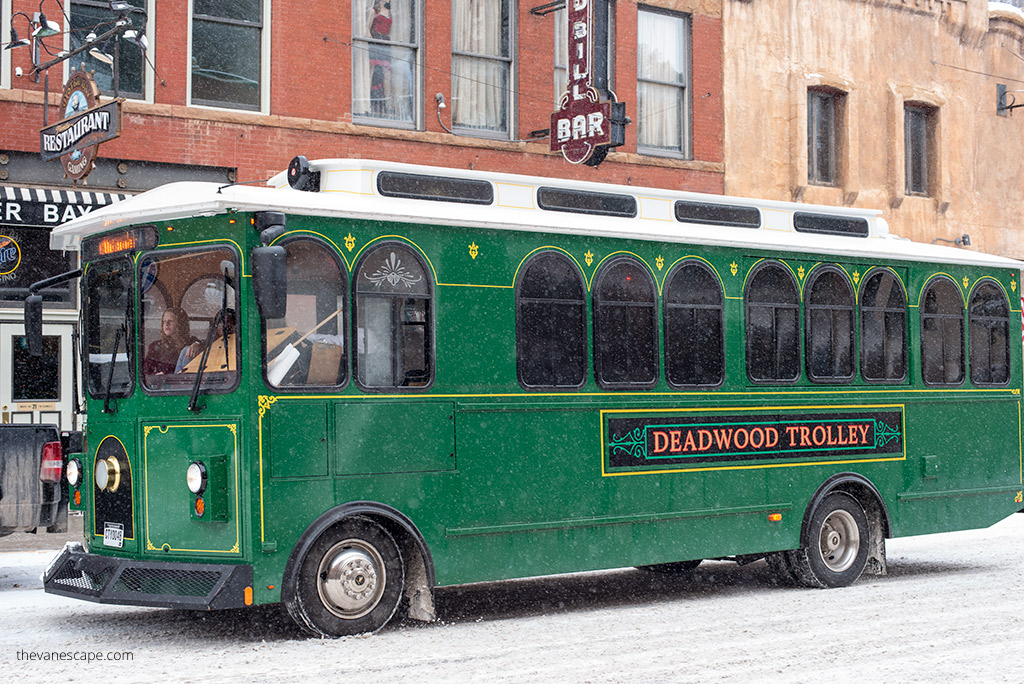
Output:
(768, 513), (783, 522)
(73, 490), (81, 506)
(244, 587), (253, 606)
(194, 496), (205, 517)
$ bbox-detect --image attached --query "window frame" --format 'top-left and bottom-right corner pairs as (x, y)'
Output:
(66, 0), (154, 101)
(745, 261), (801, 384)
(515, 251), (588, 391)
(187, 0), (271, 113)
(636, 5), (691, 159)
(84, 256), (135, 401)
(352, 241), (434, 392)
(807, 88), (841, 186)
(968, 281), (1011, 387)
(920, 275), (964, 387)
(351, 0), (422, 129)
(592, 255), (659, 391)
(803, 266), (855, 384)
(663, 260), (725, 389)
(859, 270), (908, 384)
(260, 235), (350, 393)
(904, 103), (934, 197)
(450, 0), (514, 139)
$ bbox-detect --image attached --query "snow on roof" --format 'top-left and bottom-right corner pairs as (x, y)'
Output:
(50, 158), (1021, 271)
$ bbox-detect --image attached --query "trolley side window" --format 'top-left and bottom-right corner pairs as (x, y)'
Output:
(860, 271), (907, 382)
(804, 267), (855, 383)
(920, 276), (964, 386)
(968, 282), (1010, 386)
(745, 261), (800, 383)
(263, 237), (348, 391)
(663, 260), (724, 387)
(516, 251), (587, 389)
(354, 243), (432, 390)
(592, 256), (658, 389)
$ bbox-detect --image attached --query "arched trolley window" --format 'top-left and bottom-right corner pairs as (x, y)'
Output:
(920, 276), (964, 386)
(592, 256), (658, 389)
(860, 271), (907, 383)
(663, 260), (724, 387)
(745, 262), (800, 383)
(262, 237), (348, 391)
(515, 252), (587, 389)
(354, 243), (433, 390)
(804, 267), (855, 383)
(969, 282), (1010, 386)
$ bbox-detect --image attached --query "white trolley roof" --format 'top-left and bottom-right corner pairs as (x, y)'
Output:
(50, 158), (1021, 270)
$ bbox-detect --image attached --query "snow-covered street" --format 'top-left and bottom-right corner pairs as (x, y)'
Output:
(2, 514), (1023, 683)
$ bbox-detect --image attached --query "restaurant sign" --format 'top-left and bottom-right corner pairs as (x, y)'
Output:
(39, 71), (122, 182)
(551, 0), (624, 166)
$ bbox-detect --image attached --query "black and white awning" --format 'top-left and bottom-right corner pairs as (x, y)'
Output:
(0, 185), (130, 228)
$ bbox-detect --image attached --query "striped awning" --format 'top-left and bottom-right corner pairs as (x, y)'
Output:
(0, 185), (130, 228)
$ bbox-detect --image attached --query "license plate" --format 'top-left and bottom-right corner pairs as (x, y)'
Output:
(103, 522), (124, 548)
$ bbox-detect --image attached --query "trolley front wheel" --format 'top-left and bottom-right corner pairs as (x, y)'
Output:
(285, 516), (405, 637)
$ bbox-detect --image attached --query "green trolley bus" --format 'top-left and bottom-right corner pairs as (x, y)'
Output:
(33, 156), (1024, 636)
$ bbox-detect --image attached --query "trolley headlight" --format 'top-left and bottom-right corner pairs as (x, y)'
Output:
(66, 458), (82, 488)
(186, 461), (207, 495)
(94, 456), (120, 492)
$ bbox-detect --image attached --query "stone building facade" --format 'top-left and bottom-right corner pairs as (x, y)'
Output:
(723, 0), (1024, 258)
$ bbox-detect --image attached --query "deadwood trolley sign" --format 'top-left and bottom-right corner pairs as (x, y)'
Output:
(28, 156), (1024, 638)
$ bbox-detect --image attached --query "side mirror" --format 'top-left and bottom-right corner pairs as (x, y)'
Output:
(24, 294), (43, 357)
(251, 245), (287, 320)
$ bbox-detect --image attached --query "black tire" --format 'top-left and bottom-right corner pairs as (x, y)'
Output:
(786, 491), (870, 588)
(636, 559), (702, 573)
(284, 516), (404, 637)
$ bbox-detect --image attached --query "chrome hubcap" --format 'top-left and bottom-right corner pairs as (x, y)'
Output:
(317, 539), (385, 619)
(817, 509), (859, 573)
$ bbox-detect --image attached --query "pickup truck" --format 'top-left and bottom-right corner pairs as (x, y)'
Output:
(0, 425), (72, 537)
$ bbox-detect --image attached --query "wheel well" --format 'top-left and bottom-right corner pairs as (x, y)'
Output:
(801, 474), (891, 576)
(282, 502), (437, 622)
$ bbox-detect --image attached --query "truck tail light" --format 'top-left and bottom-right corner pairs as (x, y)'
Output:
(39, 441), (63, 483)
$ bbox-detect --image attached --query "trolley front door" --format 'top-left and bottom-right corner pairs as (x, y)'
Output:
(0, 322), (75, 430)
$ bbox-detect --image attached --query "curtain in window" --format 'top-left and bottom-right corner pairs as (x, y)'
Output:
(452, 0), (508, 133)
(637, 10), (687, 153)
(352, 0), (416, 124)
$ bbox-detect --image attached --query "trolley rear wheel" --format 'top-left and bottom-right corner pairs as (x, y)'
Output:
(785, 491), (870, 588)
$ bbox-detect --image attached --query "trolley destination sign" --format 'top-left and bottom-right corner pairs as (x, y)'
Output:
(605, 409), (905, 471)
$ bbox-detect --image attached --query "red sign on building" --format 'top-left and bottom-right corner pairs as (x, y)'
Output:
(550, 0), (622, 165)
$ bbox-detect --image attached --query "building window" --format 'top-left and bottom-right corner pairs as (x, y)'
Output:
(354, 243), (432, 390)
(516, 252), (587, 390)
(636, 7), (690, 157)
(808, 89), (841, 185)
(664, 261), (724, 388)
(905, 104), (934, 196)
(191, 0), (265, 111)
(969, 282), (1010, 386)
(593, 256), (658, 389)
(860, 271), (907, 383)
(554, 3), (614, 103)
(804, 268), (854, 383)
(745, 262), (800, 383)
(352, 0), (419, 127)
(920, 276), (964, 386)
(70, 0), (147, 99)
(452, 0), (511, 136)
(262, 238), (348, 391)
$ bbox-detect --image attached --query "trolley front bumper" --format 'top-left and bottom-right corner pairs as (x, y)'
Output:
(42, 542), (253, 610)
